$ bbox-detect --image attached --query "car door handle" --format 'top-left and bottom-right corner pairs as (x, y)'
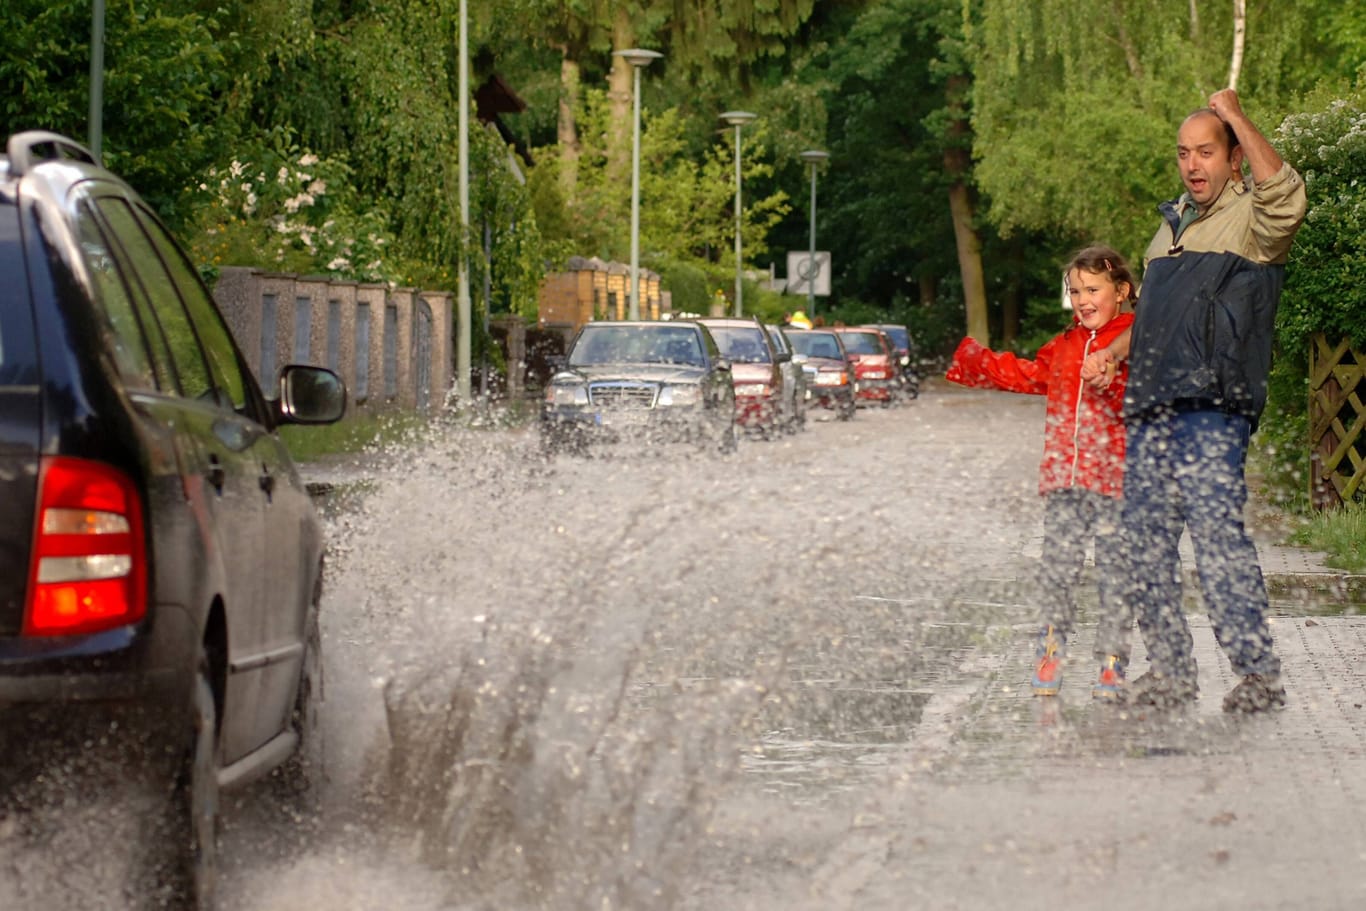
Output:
(206, 455), (225, 493)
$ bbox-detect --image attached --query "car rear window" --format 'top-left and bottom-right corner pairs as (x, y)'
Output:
(0, 203), (38, 387)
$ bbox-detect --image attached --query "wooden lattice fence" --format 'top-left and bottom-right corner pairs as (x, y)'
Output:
(1309, 333), (1366, 509)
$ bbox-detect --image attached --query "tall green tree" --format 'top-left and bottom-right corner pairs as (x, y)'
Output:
(0, 0), (228, 226)
(971, 0), (1361, 263)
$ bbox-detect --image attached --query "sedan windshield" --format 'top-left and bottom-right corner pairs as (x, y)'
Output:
(879, 326), (910, 350)
(569, 325), (704, 367)
(786, 331), (843, 360)
(838, 331), (884, 355)
(708, 327), (771, 364)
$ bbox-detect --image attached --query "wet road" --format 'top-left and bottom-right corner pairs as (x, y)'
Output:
(273, 381), (1365, 911)
(8, 381), (1362, 909)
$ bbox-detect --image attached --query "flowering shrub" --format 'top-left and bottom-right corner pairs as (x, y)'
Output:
(1257, 86), (1365, 508)
(186, 145), (399, 284)
(1276, 90), (1366, 353)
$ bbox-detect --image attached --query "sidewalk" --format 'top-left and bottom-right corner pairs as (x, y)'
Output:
(800, 385), (1366, 911)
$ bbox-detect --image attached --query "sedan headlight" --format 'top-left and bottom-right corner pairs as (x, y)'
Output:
(734, 383), (770, 397)
(658, 384), (701, 406)
(813, 371), (848, 386)
(899, 355), (911, 366)
(547, 384), (589, 406)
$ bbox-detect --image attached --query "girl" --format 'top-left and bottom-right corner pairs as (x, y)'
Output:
(945, 245), (1136, 699)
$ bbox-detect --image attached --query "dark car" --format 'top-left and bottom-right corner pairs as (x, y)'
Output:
(764, 323), (808, 433)
(783, 328), (857, 420)
(698, 317), (789, 437)
(862, 322), (920, 400)
(540, 320), (737, 453)
(0, 132), (346, 908)
(833, 326), (897, 406)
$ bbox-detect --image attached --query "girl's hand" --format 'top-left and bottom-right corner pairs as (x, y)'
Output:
(1082, 348), (1117, 389)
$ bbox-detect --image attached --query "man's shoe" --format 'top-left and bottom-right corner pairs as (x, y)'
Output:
(1092, 655), (1126, 701)
(1032, 626), (1064, 696)
(1125, 669), (1198, 708)
(1222, 674), (1286, 714)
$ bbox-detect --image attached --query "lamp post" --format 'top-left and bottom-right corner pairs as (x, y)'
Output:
(89, 0), (105, 160)
(720, 111), (757, 318)
(614, 48), (663, 321)
(798, 149), (829, 316)
(455, 0), (471, 408)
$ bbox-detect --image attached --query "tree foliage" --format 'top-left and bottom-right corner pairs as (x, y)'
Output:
(0, 0), (226, 225)
(1275, 85), (1366, 353)
(970, 0), (1360, 264)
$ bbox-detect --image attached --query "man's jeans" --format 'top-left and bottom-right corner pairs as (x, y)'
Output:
(1122, 408), (1280, 680)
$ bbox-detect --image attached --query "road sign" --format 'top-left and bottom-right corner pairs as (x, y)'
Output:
(786, 251), (831, 297)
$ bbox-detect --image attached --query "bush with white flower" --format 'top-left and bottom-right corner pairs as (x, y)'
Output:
(186, 143), (399, 284)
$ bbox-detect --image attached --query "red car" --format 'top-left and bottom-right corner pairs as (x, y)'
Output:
(698, 317), (786, 436)
(833, 326), (897, 406)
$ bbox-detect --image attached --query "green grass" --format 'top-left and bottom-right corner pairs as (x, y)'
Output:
(278, 400), (538, 462)
(1289, 500), (1366, 573)
(278, 411), (430, 462)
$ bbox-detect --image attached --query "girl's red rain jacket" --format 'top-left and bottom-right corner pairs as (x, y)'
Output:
(944, 313), (1134, 498)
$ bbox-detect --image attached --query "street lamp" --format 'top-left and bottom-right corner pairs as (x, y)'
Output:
(799, 149), (829, 316)
(614, 48), (663, 321)
(720, 110), (757, 318)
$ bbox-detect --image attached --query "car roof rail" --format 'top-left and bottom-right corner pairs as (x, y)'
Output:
(6, 131), (100, 177)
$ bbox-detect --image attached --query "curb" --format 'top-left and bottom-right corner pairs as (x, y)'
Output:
(1264, 570), (1366, 606)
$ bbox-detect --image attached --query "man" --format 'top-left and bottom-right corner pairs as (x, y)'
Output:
(1084, 89), (1306, 713)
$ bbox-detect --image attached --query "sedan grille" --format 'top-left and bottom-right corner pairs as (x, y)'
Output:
(589, 382), (658, 408)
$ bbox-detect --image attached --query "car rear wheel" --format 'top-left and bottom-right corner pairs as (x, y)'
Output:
(170, 656), (220, 910)
(277, 576), (325, 802)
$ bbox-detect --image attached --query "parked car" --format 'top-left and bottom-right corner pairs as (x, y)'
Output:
(541, 320), (737, 453)
(862, 322), (920, 400)
(764, 323), (808, 433)
(0, 131), (346, 908)
(698, 317), (789, 437)
(783, 328), (857, 420)
(833, 326), (897, 406)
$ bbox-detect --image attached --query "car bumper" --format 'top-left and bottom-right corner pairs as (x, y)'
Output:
(0, 606), (192, 706)
(541, 404), (708, 442)
(806, 386), (855, 409)
(855, 378), (896, 401)
(734, 395), (777, 429)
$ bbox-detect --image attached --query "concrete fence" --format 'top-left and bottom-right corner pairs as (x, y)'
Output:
(212, 266), (453, 416)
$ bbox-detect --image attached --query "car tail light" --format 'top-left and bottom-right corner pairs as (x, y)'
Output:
(25, 456), (147, 636)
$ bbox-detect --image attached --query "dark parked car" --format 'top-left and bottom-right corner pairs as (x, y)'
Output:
(783, 328), (857, 420)
(698, 317), (789, 437)
(541, 320), (737, 453)
(0, 132), (346, 908)
(764, 324), (808, 433)
(862, 322), (920, 400)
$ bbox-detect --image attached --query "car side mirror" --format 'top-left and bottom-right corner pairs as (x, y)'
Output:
(715, 358), (732, 372)
(276, 365), (346, 425)
(792, 353), (809, 364)
(774, 350), (791, 363)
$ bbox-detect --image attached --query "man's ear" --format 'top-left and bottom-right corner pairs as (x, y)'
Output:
(1231, 144), (1246, 172)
